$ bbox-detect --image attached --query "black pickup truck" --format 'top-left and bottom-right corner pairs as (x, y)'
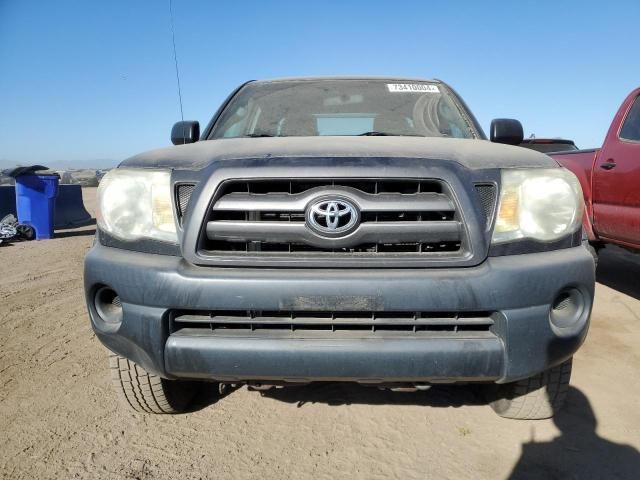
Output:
(85, 77), (594, 419)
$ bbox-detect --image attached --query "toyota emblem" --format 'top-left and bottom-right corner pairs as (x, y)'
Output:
(306, 197), (360, 236)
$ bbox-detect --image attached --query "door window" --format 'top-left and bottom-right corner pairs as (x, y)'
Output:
(619, 96), (640, 141)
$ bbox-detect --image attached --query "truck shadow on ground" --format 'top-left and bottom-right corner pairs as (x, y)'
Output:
(242, 382), (484, 408)
(188, 382), (485, 411)
(194, 382), (640, 476)
(596, 245), (640, 301)
(202, 384), (640, 478)
(508, 386), (640, 479)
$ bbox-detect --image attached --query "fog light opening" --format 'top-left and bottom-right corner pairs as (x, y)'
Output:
(94, 286), (123, 324)
(550, 288), (585, 329)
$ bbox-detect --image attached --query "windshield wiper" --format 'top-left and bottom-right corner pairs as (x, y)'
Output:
(358, 131), (390, 136)
(358, 131), (422, 137)
(243, 133), (277, 138)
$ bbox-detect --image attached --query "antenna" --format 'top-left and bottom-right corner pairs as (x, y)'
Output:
(169, 0), (184, 125)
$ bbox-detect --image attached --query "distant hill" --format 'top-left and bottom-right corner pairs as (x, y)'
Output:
(0, 158), (118, 170)
(1, 167), (112, 186)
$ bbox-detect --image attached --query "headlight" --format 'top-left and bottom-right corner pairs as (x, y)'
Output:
(97, 168), (177, 243)
(492, 168), (583, 244)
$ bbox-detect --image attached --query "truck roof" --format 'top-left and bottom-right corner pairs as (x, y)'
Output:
(250, 76), (442, 84)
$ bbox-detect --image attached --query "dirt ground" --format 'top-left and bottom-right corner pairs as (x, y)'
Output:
(1, 188), (639, 479)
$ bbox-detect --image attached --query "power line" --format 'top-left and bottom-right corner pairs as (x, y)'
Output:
(169, 0), (184, 123)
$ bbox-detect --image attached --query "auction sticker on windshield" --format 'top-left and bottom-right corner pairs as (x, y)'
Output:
(387, 84), (440, 93)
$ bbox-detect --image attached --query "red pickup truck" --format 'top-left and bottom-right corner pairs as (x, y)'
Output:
(552, 88), (640, 253)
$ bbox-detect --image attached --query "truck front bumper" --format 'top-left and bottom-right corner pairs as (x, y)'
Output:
(84, 244), (594, 384)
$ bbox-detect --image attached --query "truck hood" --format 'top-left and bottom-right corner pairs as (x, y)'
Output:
(121, 136), (558, 171)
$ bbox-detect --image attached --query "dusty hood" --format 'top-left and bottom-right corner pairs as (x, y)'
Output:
(121, 136), (558, 171)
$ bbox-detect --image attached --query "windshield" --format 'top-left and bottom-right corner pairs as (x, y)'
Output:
(209, 80), (476, 139)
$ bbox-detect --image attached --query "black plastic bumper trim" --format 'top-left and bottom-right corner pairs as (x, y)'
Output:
(165, 334), (503, 382)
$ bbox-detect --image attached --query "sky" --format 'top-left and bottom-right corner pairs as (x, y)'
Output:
(1, 0), (639, 168)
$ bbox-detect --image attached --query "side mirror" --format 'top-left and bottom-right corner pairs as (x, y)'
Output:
(171, 121), (200, 145)
(490, 119), (524, 145)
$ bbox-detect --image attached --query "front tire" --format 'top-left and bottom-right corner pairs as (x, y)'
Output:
(109, 354), (204, 414)
(488, 358), (572, 420)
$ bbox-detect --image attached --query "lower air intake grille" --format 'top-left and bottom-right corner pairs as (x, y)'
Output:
(172, 310), (495, 335)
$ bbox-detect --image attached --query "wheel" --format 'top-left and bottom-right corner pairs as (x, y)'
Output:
(488, 358), (572, 420)
(109, 354), (205, 414)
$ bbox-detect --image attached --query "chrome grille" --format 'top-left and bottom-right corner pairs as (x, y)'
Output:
(201, 179), (465, 256)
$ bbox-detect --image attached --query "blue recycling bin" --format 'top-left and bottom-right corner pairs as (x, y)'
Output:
(15, 174), (60, 240)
